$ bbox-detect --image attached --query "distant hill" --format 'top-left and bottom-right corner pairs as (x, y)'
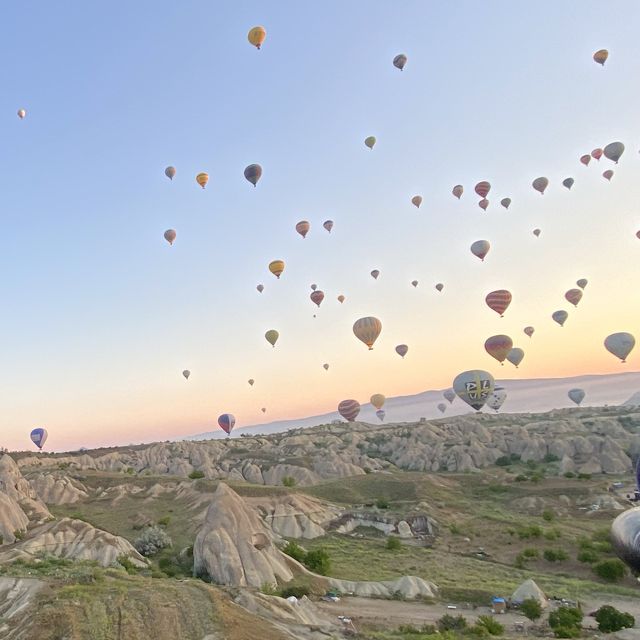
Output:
(623, 391), (640, 406)
(184, 371), (640, 441)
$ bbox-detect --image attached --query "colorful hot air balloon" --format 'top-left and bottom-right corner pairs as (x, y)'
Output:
(248, 379), (255, 386)
(411, 195), (422, 208)
(269, 260), (285, 278)
(603, 169), (614, 181)
(411, 280), (418, 288)
(592, 148), (603, 161)
(257, 284), (264, 293)
(183, 370), (190, 380)
(486, 387), (507, 412)
(395, 344), (408, 358)
(552, 310), (568, 327)
(365, 136), (376, 150)
(30, 428), (48, 450)
(265, 329), (279, 347)
(470, 240), (490, 261)
(576, 278), (588, 289)
(165, 166), (176, 180)
(248, 26), (266, 49)
(310, 290), (325, 307)
(562, 178), (574, 190)
(580, 154), (591, 166)
(244, 164), (262, 186)
(323, 363), (329, 371)
(565, 289), (583, 307)
(568, 388), (585, 406)
(452, 185), (464, 199)
(604, 141), (625, 163)
(593, 49), (608, 66)
(17, 108), (26, 119)
(323, 220), (334, 233)
(337, 295), (345, 303)
(353, 317), (382, 350)
(532, 177), (549, 194)
(437, 403), (447, 414)
(218, 413), (236, 435)
(376, 409), (386, 422)
(370, 394), (385, 410)
(196, 172), (209, 188)
(475, 181), (491, 198)
(484, 334), (514, 365)
(604, 332), (635, 363)
(435, 283), (444, 292)
(370, 269), (380, 280)
(485, 290), (512, 317)
(164, 229), (176, 245)
(478, 199), (489, 211)
(500, 198), (511, 209)
(506, 347), (524, 368)
(452, 370), (495, 411)
(443, 389), (456, 404)
(295, 221), (310, 239)
(393, 54), (407, 70)
(524, 326), (535, 338)
(533, 228), (541, 237)
(338, 399), (360, 422)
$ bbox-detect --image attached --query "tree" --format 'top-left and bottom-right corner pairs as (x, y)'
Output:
(437, 614), (467, 631)
(594, 605), (635, 633)
(304, 549), (331, 575)
(282, 476), (296, 487)
(520, 598), (543, 622)
(549, 607), (582, 638)
(477, 615), (504, 636)
(593, 558), (626, 582)
(385, 536), (402, 551)
(133, 525), (172, 556)
(282, 541), (306, 563)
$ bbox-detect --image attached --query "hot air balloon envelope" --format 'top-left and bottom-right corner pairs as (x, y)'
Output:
(487, 387), (507, 412)
(604, 141), (625, 163)
(395, 344), (408, 358)
(552, 310), (569, 326)
(506, 347), (524, 368)
(370, 393), (385, 410)
(338, 399), (360, 422)
(248, 26), (266, 49)
(453, 370), (495, 411)
(353, 317), (382, 350)
(532, 177), (549, 194)
(30, 428), (48, 450)
(165, 166), (176, 180)
(604, 332), (635, 362)
(568, 388), (585, 406)
(485, 290), (512, 317)
(484, 335), (514, 364)
(269, 260), (285, 278)
(218, 414), (236, 435)
(470, 240), (490, 261)
(323, 220), (334, 233)
(244, 164), (262, 186)
(365, 136), (376, 149)
(265, 329), (279, 347)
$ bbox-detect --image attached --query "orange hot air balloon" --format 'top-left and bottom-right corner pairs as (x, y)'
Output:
(603, 169), (614, 181)
(593, 49), (608, 66)
(478, 198), (489, 211)
(353, 317), (382, 350)
(565, 288), (583, 307)
(452, 185), (464, 199)
(295, 221), (310, 238)
(580, 154), (591, 166)
(268, 260), (285, 278)
(484, 334), (513, 365)
(411, 195), (422, 208)
(395, 344), (408, 358)
(248, 26), (266, 49)
(310, 290), (324, 307)
(475, 181), (490, 198)
(164, 229), (176, 245)
(435, 283), (444, 292)
(485, 290), (512, 317)
(196, 172), (209, 188)
(591, 148), (603, 161)
(337, 294), (345, 303)
(524, 326), (535, 338)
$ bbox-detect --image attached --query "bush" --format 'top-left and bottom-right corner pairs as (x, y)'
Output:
(577, 473), (591, 480)
(577, 549), (598, 564)
(594, 605), (635, 633)
(544, 529), (561, 541)
(515, 474), (528, 482)
(283, 541), (306, 563)
(117, 555), (139, 575)
(520, 598), (543, 621)
(552, 626), (581, 638)
(476, 615), (504, 636)
(542, 509), (555, 522)
(450, 523), (462, 535)
(13, 530), (25, 541)
(514, 553), (527, 569)
(530, 473), (544, 483)
(188, 470), (205, 479)
(398, 624), (420, 634)
(518, 525), (542, 539)
(526, 460), (538, 470)
(563, 471), (576, 478)
(376, 497), (389, 509)
(593, 558), (626, 582)
(438, 614), (468, 631)
(157, 516), (171, 527)
(282, 476), (296, 487)
(549, 607), (583, 634)
(495, 456), (511, 467)
(544, 549), (568, 562)
(386, 536), (402, 551)
(304, 549), (331, 575)
(280, 585), (310, 599)
(133, 526), (172, 557)
(522, 548), (539, 558)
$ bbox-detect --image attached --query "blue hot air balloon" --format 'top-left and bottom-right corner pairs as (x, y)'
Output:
(30, 428), (48, 450)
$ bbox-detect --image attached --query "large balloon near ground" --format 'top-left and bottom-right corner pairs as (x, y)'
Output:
(452, 370), (495, 411)
(196, 172), (209, 188)
(269, 260), (285, 278)
(395, 344), (408, 358)
(244, 164), (262, 186)
(506, 347), (524, 368)
(164, 229), (176, 245)
(295, 221), (310, 238)
(475, 181), (490, 198)
(611, 507), (640, 572)
(484, 335), (513, 364)
(604, 141), (625, 163)
(604, 332), (635, 363)
(365, 136), (376, 149)
(565, 289), (583, 307)
(568, 388), (585, 406)
(532, 177), (549, 194)
(265, 329), (279, 347)
(470, 240), (490, 261)
(353, 317), (382, 350)
(411, 195), (422, 208)
(30, 428), (48, 450)
(486, 387), (507, 412)
(593, 49), (608, 66)
(393, 54), (407, 70)
(338, 399), (360, 422)
(248, 26), (266, 49)
(218, 414), (236, 435)
(165, 166), (176, 180)
(370, 394), (385, 410)
(323, 220), (334, 233)
(552, 310), (568, 326)
(485, 290), (512, 317)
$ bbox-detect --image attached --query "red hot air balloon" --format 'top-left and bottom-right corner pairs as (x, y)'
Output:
(484, 334), (514, 365)
(565, 289), (583, 307)
(478, 199), (489, 211)
(395, 344), (408, 358)
(580, 154), (591, 166)
(592, 148), (603, 161)
(475, 181), (491, 198)
(603, 169), (614, 181)
(310, 290), (325, 307)
(485, 290), (512, 317)
(338, 399), (360, 422)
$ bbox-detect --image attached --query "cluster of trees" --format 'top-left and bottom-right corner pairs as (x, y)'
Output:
(282, 541), (331, 575)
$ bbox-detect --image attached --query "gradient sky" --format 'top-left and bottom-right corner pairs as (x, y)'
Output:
(2, 1), (640, 452)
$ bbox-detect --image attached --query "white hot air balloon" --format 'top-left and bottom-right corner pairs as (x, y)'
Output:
(486, 387), (507, 412)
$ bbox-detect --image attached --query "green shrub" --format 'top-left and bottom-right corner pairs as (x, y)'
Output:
(577, 549), (598, 564)
(577, 473), (591, 480)
(522, 548), (539, 558)
(157, 516), (171, 527)
(592, 541), (612, 553)
(593, 558), (626, 582)
(386, 536), (402, 551)
(594, 605), (635, 633)
(495, 456), (511, 467)
(514, 554), (527, 569)
(544, 528), (561, 541)
(510, 453), (521, 462)
(13, 530), (25, 541)
(563, 471), (576, 478)
(518, 525), (542, 539)
(188, 470), (205, 479)
(530, 473), (544, 483)
(449, 523), (462, 535)
(376, 497), (389, 509)
(476, 615), (504, 636)
(526, 460), (538, 470)
(515, 474), (528, 482)
(304, 549), (331, 575)
(280, 585), (310, 599)
(282, 476), (296, 487)
(552, 626), (581, 638)
(398, 624), (421, 634)
(283, 541), (306, 563)
(549, 607), (583, 633)
(260, 582), (277, 596)
(438, 614), (468, 631)
(543, 453), (560, 463)
(520, 598), (542, 621)
(542, 509), (555, 522)
(117, 555), (139, 575)
(133, 526), (172, 557)
(543, 549), (568, 562)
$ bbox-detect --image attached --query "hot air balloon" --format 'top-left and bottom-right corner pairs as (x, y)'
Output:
(164, 229), (176, 245)
(524, 326), (535, 338)
(196, 172), (209, 188)
(565, 289), (583, 307)
(486, 387), (507, 412)
(309, 284), (317, 292)
(244, 164), (262, 186)
(248, 26), (266, 49)
(562, 178), (574, 190)
(353, 317), (382, 350)
(295, 221), (310, 239)
(411, 280), (418, 288)
(261, 407), (267, 413)
(17, 108), (26, 119)
(532, 177), (549, 195)
(552, 310), (568, 327)
(30, 428), (48, 450)
(604, 332), (635, 362)
(257, 284), (264, 293)
(576, 279), (588, 290)
(183, 370), (190, 380)
(269, 260), (285, 278)
(475, 181), (491, 198)
(165, 166), (176, 180)
(592, 148), (603, 160)
(604, 141), (625, 163)
(411, 195), (422, 208)
(248, 379), (255, 386)
(323, 363), (329, 371)
(568, 388), (585, 406)
(310, 290), (325, 307)
(533, 228), (541, 237)
(395, 344), (408, 358)
(370, 269), (380, 280)
(265, 329), (279, 347)
(603, 169), (614, 181)
(437, 403), (447, 414)
(637, 231), (640, 240)
(376, 409), (386, 422)
(484, 335), (514, 365)
(435, 283), (444, 292)
(337, 295), (345, 303)
(338, 399), (360, 422)
(500, 198), (511, 209)
(452, 370), (495, 411)
(393, 54), (407, 70)
(365, 136), (376, 150)
(506, 347), (524, 368)
(470, 240), (490, 261)
(478, 199), (489, 211)
(323, 220), (334, 233)
(485, 290), (512, 317)
(443, 389), (456, 404)
(593, 49), (608, 65)
(452, 185), (464, 199)
(370, 394), (385, 410)
(580, 154), (591, 166)
(218, 413), (236, 435)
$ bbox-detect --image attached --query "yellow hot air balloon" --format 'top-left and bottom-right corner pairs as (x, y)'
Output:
(370, 393), (385, 410)
(196, 172), (209, 189)
(353, 316), (382, 350)
(265, 329), (279, 347)
(269, 260), (285, 279)
(593, 49), (608, 66)
(248, 26), (266, 49)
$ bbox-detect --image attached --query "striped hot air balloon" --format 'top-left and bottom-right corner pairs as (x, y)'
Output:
(475, 181), (491, 198)
(30, 428), (48, 450)
(485, 290), (512, 317)
(353, 317), (382, 350)
(196, 172), (209, 188)
(218, 414), (236, 435)
(295, 221), (310, 238)
(484, 334), (514, 365)
(338, 399), (360, 422)
(269, 260), (285, 278)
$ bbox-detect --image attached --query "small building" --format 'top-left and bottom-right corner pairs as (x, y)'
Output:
(491, 597), (507, 614)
